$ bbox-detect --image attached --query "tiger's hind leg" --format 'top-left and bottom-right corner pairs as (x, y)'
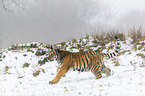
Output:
(49, 66), (68, 84)
(90, 64), (102, 79)
(95, 71), (102, 79)
(95, 69), (102, 79)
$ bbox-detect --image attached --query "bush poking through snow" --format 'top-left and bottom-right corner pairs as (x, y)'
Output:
(23, 63), (30, 68)
(33, 70), (40, 77)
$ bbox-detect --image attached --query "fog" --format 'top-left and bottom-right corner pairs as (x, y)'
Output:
(0, 0), (145, 49)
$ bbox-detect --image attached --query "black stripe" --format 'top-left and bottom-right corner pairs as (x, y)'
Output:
(116, 46), (120, 49)
(92, 65), (98, 73)
(115, 36), (118, 39)
(92, 51), (97, 55)
(86, 51), (91, 59)
(95, 71), (101, 77)
(88, 64), (91, 70)
(94, 65), (100, 74)
(89, 51), (94, 57)
(113, 52), (116, 56)
(110, 53), (113, 57)
(101, 64), (104, 71)
(73, 65), (75, 71)
(94, 64), (100, 73)
(117, 43), (120, 45)
(87, 51), (93, 69)
(81, 58), (85, 71)
(84, 51), (89, 71)
(80, 52), (84, 72)
(90, 52), (94, 65)
(83, 52), (87, 68)
(107, 53), (110, 58)
(115, 50), (118, 53)
(86, 51), (91, 64)
(76, 58), (78, 70)
(78, 54), (81, 71)
(72, 60), (75, 71)
(94, 57), (97, 65)
(90, 65), (95, 72)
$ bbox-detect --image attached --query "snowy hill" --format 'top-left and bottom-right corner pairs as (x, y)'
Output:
(0, 36), (145, 96)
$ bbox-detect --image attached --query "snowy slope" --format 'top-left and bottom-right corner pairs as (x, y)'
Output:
(0, 37), (145, 96)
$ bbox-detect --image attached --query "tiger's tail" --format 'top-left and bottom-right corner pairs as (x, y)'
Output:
(103, 36), (121, 58)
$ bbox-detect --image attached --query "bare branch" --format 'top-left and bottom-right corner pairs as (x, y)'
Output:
(1, 0), (25, 13)
(14, 66), (24, 78)
(12, 0), (25, 10)
(130, 61), (136, 71)
(1, 0), (15, 12)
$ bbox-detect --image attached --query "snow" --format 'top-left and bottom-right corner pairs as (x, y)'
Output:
(0, 38), (145, 96)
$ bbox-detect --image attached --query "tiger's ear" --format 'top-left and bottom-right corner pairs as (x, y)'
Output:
(115, 36), (118, 40)
(54, 49), (60, 53)
(51, 46), (53, 49)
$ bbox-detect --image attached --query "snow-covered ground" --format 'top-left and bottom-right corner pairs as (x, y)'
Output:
(0, 37), (145, 96)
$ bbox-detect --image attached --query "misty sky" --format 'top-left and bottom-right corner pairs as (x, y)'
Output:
(0, 0), (145, 49)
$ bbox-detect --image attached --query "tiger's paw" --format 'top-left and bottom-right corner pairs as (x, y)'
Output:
(96, 76), (102, 79)
(49, 80), (58, 85)
(49, 81), (54, 85)
(62, 74), (66, 77)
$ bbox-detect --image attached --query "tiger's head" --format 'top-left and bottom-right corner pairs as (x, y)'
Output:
(47, 46), (57, 61)
(47, 46), (71, 63)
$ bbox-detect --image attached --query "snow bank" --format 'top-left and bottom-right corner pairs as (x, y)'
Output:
(0, 38), (144, 96)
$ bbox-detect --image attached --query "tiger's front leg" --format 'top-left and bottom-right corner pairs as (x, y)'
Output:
(49, 66), (68, 84)
(56, 66), (66, 77)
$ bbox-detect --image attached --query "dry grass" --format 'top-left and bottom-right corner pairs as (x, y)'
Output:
(92, 27), (144, 45)
(129, 27), (145, 44)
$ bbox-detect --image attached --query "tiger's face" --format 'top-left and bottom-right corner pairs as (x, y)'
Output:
(48, 48), (57, 61)
(48, 47), (63, 62)
(48, 47), (71, 64)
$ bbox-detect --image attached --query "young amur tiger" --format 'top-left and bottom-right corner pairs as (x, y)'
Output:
(48, 36), (120, 84)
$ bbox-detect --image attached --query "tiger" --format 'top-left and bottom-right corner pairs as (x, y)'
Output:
(48, 36), (120, 84)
